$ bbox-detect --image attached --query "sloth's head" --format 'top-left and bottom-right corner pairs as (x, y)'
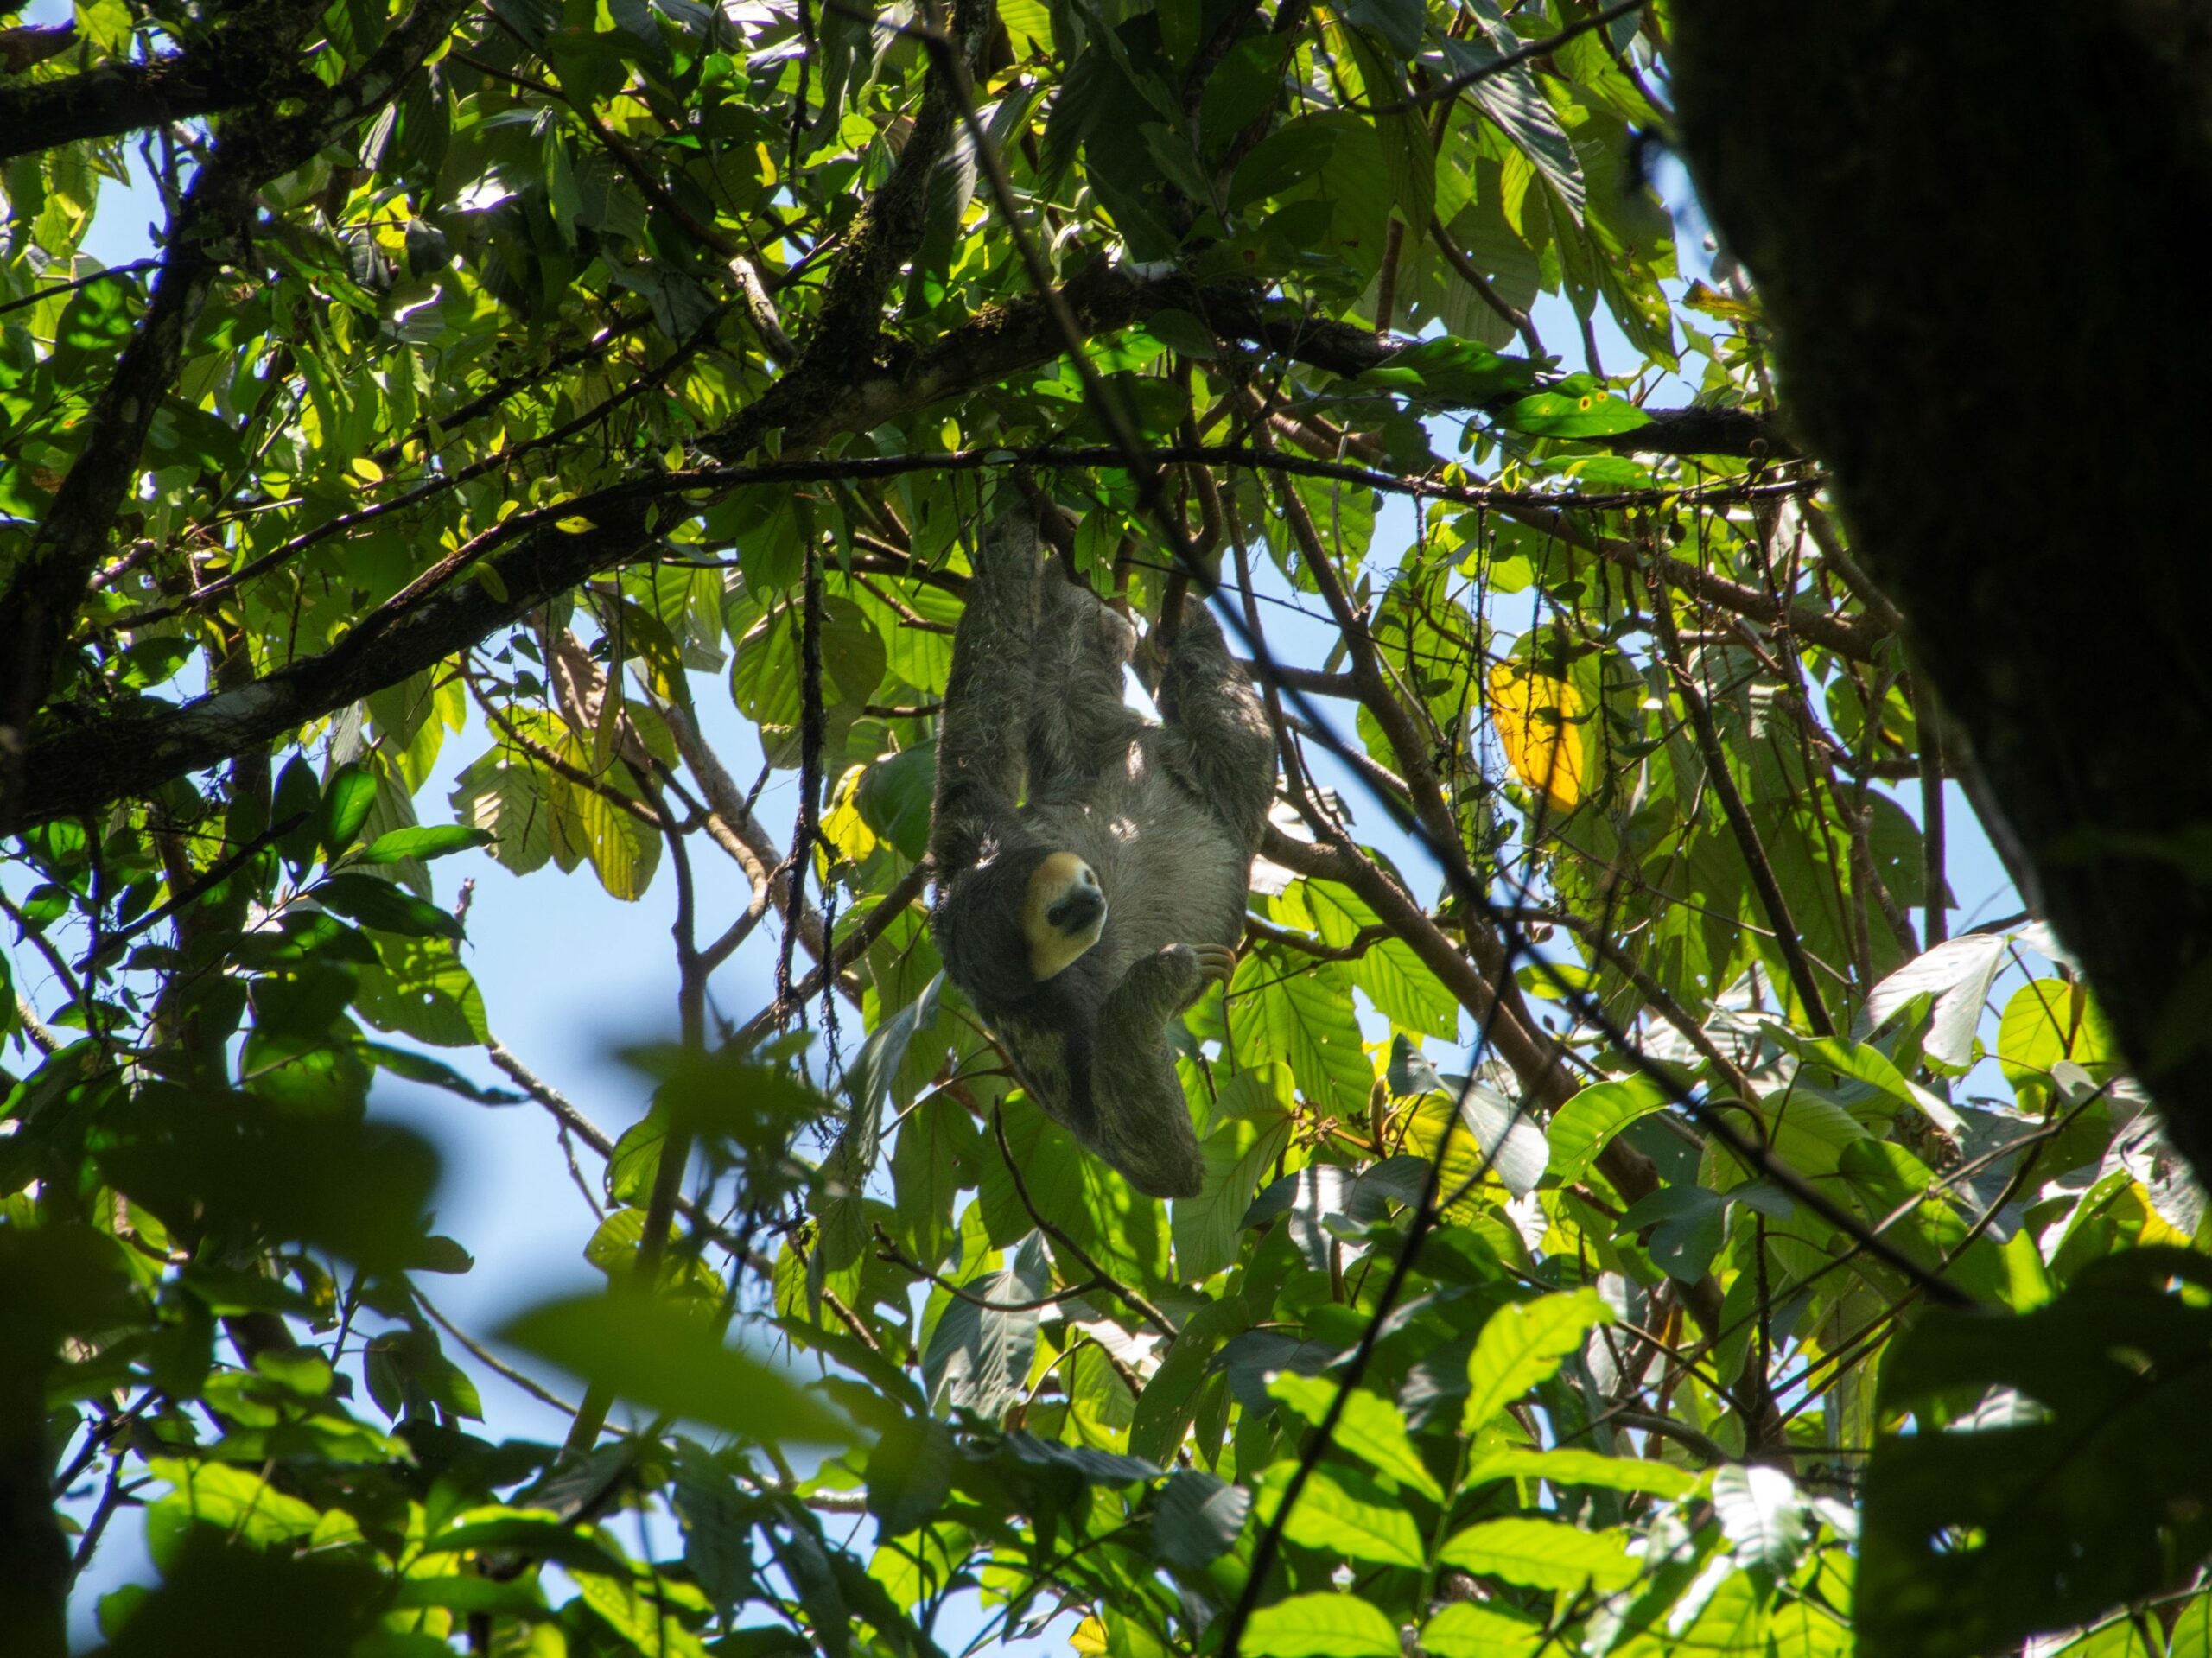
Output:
(1021, 850), (1106, 980)
(938, 847), (1108, 1008)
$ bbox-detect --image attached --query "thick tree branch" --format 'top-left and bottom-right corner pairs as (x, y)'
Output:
(706, 263), (1793, 463)
(0, 0), (474, 811)
(11, 426), (1849, 835)
(0, 14), (321, 162)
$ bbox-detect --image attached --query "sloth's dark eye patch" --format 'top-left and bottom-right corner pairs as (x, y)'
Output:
(1046, 888), (1102, 931)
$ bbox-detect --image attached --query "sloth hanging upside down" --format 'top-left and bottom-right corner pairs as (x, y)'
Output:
(927, 510), (1276, 1198)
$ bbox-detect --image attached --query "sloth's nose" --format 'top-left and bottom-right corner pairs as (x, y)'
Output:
(1060, 886), (1105, 932)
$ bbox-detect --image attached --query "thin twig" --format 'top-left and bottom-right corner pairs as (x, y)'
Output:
(419, 1289), (584, 1420)
(873, 1224), (1104, 1312)
(486, 1039), (616, 1157)
(1647, 576), (1836, 1034)
(1430, 217), (1544, 355)
(734, 862), (928, 1047)
(988, 1106), (1177, 1340)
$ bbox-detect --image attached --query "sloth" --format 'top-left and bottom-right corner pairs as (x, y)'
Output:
(928, 511), (1276, 1198)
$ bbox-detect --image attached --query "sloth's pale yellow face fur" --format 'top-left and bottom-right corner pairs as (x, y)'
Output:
(1023, 851), (1107, 981)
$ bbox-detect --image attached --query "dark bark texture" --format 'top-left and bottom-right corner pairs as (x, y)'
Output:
(1668, 3), (2212, 1180)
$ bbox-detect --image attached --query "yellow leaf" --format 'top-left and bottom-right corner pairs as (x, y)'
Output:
(821, 765), (879, 865)
(1488, 662), (1585, 813)
(556, 515), (595, 533)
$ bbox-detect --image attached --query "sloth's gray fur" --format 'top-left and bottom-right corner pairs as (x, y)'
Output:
(928, 511), (1275, 1197)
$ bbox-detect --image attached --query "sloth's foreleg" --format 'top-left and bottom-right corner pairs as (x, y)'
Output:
(1084, 945), (1217, 1199)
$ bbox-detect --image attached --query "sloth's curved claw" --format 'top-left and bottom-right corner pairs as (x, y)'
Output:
(1187, 942), (1237, 988)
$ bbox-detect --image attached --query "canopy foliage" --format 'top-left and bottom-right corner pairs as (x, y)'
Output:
(3, 0), (2207, 1655)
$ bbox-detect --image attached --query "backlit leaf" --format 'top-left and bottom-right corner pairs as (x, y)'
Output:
(1489, 660), (1586, 812)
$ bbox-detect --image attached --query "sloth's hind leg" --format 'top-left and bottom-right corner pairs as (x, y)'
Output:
(1026, 575), (1144, 793)
(1157, 600), (1276, 854)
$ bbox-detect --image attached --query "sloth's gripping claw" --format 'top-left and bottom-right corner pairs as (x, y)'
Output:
(1188, 942), (1237, 988)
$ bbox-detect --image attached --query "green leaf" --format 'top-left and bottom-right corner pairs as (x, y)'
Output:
(1503, 386), (1652, 438)
(855, 746), (935, 861)
(1545, 1075), (1673, 1185)
(1437, 1515), (1639, 1593)
(1784, 1032), (1929, 1124)
(1129, 1295), (1250, 1465)
(449, 746), (553, 875)
(416, 1515), (631, 1577)
(390, 1575), (550, 1617)
(1341, 0), (1424, 59)
(318, 762), (379, 859)
(1143, 307), (1221, 358)
(572, 1562), (712, 1658)
(1866, 931), (2009, 1071)
(1173, 1074), (1294, 1280)
(96, 1109), (441, 1271)
(272, 755), (323, 868)
(1152, 1470), (1249, 1569)
(1712, 1463), (1808, 1572)
(1462, 1289), (1611, 1433)
(1307, 882), (1457, 1038)
(569, 765), (661, 902)
(313, 873), (465, 940)
(147, 1458), (325, 1556)
(1255, 1461), (1424, 1567)
(503, 1291), (854, 1446)
(889, 1091), (975, 1270)
(359, 1040), (518, 1106)
(1614, 1183), (1729, 1283)
(919, 1240), (1048, 1419)
(1253, 956), (1370, 1121)
(998, 0), (1052, 52)
(354, 824), (494, 864)
(1268, 1372), (1444, 1501)
(607, 1110), (667, 1205)
(47, 260), (137, 382)
(999, 1431), (1160, 1485)
(1441, 40), (1584, 221)
(1861, 1248), (2212, 1658)
(865, 1415), (956, 1538)
(351, 934), (489, 1048)
(1998, 977), (2118, 1093)
(1461, 1444), (1700, 1499)
(1243, 1592), (1400, 1658)
(730, 594), (888, 755)
(1420, 1602), (1552, 1658)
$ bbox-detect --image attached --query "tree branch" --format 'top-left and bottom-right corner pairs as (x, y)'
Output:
(8, 438), (1845, 835)
(0, 15), (320, 162)
(0, 0), (475, 810)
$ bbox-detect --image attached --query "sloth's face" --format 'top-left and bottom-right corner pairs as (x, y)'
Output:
(1023, 851), (1106, 980)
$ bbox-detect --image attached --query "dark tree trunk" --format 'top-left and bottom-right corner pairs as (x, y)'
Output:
(1667, 2), (2212, 1186)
